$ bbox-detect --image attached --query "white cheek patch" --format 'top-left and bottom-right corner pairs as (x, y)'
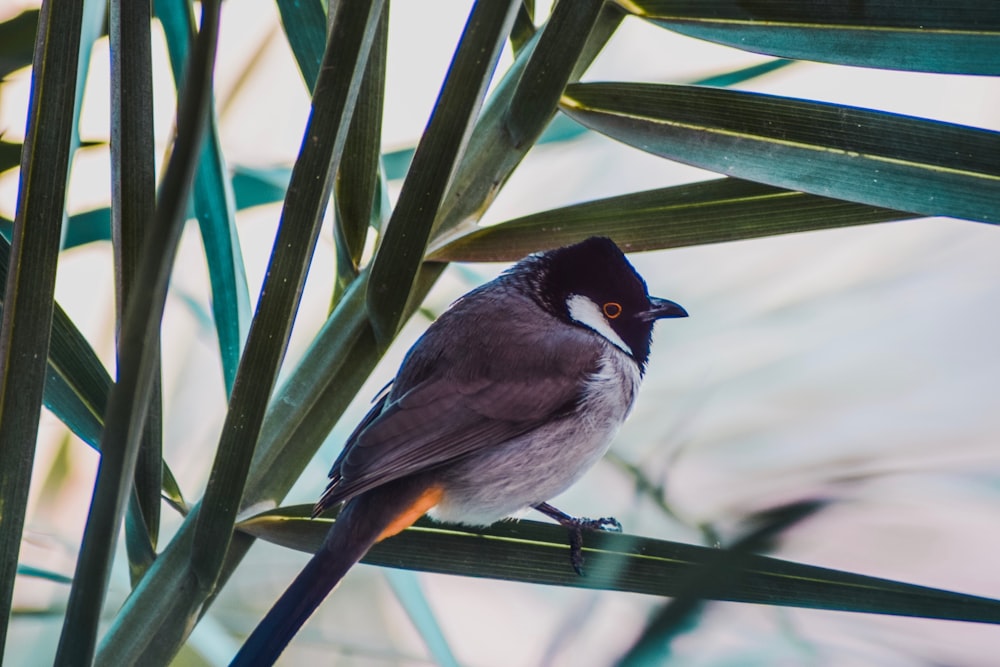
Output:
(566, 294), (630, 354)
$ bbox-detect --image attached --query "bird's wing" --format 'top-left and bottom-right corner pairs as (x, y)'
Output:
(316, 321), (601, 510)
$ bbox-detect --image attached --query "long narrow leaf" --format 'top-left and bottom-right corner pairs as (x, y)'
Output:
(505, 0), (605, 147)
(0, 235), (186, 512)
(433, 1), (624, 238)
(0, 237), (104, 445)
(94, 5), (388, 661)
(560, 83), (1000, 224)
(157, 0), (251, 395)
(326, 58), (791, 190)
(57, 0), (105, 229)
(44, 342), (187, 513)
(97, 508), (201, 665)
(41, 320), (108, 447)
(276, 0), (326, 91)
(45, 58), (790, 250)
(366, 0), (520, 345)
(0, 139), (23, 175)
(110, 0), (160, 582)
(55, 2), (221, 663)
(384, 569), (461, 667)
(191, 129), (251, 396)
(0, 0), (84, 650)
(354, 58), (795, 188)
(16, 565), (73, 585)
(231, 166), (291, 210)
(243, 271), (372, 507)
(627, 1), (1000, 75)
(191, 0), (386, 588)
(0, 9), (38, 80)
(510, 1), (535, 55)
(240, 507), (1000, 626)
(619, 501), (825, 666)
(333, 7), (387, 304)
(693, 58), (793, 87)
(429, 178), (919, 262)
(95, 271), (385, 665)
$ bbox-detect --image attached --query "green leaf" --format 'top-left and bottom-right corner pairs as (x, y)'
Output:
(366, 0), (520, 345)
(97, 510), (201, 666)
(55, 2), (222, 662)
(1, 235), (187, 513)
(505, 0), (606, 148)
(69, 0), (106, 180)
(276, 0), (327, 92)
(0, 233), (107, 447)
(17, 565), (73, 585)
(429, 178), (919, 262)
(242, 264), (442, 512)
(64, 207), (111, 247)
(383, 147), (414, 181)
(41, 318), (108, 447)
(110, 0), (161, 582)
(432, 1), (625, 238)
(157, 0), (251, 396)
(231, 166), (291, 209)
(384, 570), (461, 667)
(380, 57), (795, 189)
(191, 0), (386, 589)
(243, 271), (373, 509)
(383, 57), (793, 187)
(333, 7), (387, 304)
(620, 500), (825, 665)
(0, 139), (22, 175)
(510, 1), (536, 55)
(627, 1), (1000, 75)
(560, 82), (1000, 224)
(692, 57), (793, 87)
(240, 507), (1000, 626)
(0, 9), (37, 79)
(0, 0), (85, 651)
(190, 132), (252, 397)
(95, 269), (407, 665)
(95, 23), (442, 657)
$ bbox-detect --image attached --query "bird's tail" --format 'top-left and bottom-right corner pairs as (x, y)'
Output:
(229, 477), (443, 666)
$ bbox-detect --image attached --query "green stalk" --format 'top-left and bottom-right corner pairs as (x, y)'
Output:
(0, 0), (84, 650)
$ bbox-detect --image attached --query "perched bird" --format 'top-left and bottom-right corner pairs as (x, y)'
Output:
(231, 236), (687, 665)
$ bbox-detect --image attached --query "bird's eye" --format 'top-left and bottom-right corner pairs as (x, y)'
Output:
(603, 302), (623, 319)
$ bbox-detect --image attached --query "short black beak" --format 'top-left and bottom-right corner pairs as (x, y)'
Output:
(640, 297), (688, 321)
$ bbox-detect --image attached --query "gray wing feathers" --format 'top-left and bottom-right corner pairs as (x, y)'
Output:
(317, 288), (601, 507)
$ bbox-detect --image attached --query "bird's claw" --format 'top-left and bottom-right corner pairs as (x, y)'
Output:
(581, 516), (622, 533)
(560, 515), (622, 576)
(532, 503), (622, 575)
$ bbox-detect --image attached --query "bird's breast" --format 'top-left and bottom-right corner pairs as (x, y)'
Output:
(430, 348), (641, 526)
(579, 347), (641, 428)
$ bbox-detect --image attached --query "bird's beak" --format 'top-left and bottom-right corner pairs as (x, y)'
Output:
(640, 297), (688, 321)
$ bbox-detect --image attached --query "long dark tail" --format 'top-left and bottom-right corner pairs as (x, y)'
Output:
(229, 478), (436, 666)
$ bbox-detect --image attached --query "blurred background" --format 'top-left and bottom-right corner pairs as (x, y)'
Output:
(2, 0), (1000, 664)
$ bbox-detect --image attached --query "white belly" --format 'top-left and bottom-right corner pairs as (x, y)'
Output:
(430, 349), (640, 526)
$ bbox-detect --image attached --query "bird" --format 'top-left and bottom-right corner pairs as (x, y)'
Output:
(230, 236), (687, 665)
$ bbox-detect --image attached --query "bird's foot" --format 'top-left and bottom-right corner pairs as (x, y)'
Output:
(533, 502), (622, 575)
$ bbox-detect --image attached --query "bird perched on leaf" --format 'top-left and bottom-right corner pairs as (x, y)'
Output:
(231, 236), (687, 666)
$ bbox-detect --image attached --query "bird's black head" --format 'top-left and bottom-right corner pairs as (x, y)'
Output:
(511, 237), (687, 370)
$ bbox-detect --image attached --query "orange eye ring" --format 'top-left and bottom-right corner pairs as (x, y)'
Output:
(603, 302), (623, 319)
